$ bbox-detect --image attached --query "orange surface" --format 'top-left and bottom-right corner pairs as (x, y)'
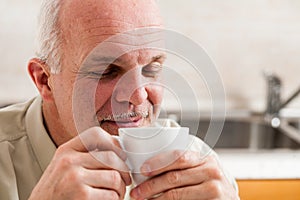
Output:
(237, 179), (300, 200)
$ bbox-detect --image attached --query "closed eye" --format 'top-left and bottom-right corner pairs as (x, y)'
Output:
(78, 64), (120, 80)
(142, 62), (163, 78)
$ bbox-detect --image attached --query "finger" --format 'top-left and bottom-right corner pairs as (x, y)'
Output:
(111, 136), (123, 149)
(149, 182), (217, 200)
(62, 126), (126, 160)
(78, 151), (132, 185)
(131, 163), (223, 199)
(141, 150), (208, 177)
(86, 186), (121, 200)
(83, 169), (127, 198)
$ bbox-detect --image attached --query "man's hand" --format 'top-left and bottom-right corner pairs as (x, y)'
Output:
(29, 127), (131, 200)
(130, 150), (238, 200)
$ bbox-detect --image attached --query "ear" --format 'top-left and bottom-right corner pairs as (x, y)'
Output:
(28, 58), (54, 101)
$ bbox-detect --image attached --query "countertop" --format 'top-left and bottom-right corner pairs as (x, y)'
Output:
(215, 149), (300, 179)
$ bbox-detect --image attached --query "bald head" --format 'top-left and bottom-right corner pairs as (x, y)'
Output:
(37, 0), (162, 73)
(57, 0), (163, 72)
(62, 0), (162, 29)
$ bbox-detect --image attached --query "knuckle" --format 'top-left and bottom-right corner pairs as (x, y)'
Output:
(67, 168), (82, 183)
(56, 155), (75, 170)
(76, 186), (90, 199)
(54, 154), (75, 171)
(89, 127), (103, 139)
(106, 191), (119, 200)
(61, 181), (88, 200)
(207, 180), (223, 196)
(166, 189), (182, 200)
(55, 144), (70, 156)
(87, 126), (110, 141)
(174, 150), (189, 164)
(110, 170), (122, 189)
(205, 166), (223, 180)
(206, 155), (218, 164)
(88, 126), (101, 133)
(167, 171), (181, 186)
(141, 179), (155, 194)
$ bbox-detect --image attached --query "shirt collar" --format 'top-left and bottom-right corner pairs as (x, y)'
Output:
(25, 96), (56, 172)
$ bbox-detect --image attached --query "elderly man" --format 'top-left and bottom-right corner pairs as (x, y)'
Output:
(0, 0), (238, 199)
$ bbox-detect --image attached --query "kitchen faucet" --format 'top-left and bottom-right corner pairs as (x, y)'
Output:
(264, 72), (300, 118)
(264, 71), (300, 143)
(264, 72), (281, 118)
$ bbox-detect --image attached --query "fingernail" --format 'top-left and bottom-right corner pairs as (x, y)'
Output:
(130, 187), (141, 199)
(141, 163), (152, 175)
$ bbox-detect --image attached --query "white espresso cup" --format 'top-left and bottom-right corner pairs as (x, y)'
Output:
(117, 122), (189, 185)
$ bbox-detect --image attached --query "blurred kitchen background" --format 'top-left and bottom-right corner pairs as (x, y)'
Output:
(1, 1), (300, 199)
(1, 0), (300, 111)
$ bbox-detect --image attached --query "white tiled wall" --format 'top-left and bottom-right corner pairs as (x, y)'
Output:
(1, 0), (300, 111)
(158, 0), (300, 111)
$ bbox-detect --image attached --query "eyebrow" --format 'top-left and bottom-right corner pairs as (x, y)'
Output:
(91, 56), (121, 64)
(152, 54), (167, 61)
(92, 53), (166, 62)
(80, 56), (117, 71)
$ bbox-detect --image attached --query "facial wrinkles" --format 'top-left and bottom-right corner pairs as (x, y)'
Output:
(71, 39), (165, 126)
(74, 45), (164, 115)
(61, 0), (163, 68)
(94, 50), (163, 124)
(58, 0), (163, 132)
(77, 26), (164, 69)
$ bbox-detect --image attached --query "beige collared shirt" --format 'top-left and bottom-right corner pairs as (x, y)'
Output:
(0, 96), (237, 200)
(0, 97), (56, 200)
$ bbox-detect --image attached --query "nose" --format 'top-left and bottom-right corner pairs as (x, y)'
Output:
(115, 69), (148, 106)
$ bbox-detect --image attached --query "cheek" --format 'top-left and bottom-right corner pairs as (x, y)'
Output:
(94, 82), (115, 108)
(51, 77), (73, 113)
(72, 80), (114, 132)
(50, 76), (80, 132)
(146, 85), (164, 105)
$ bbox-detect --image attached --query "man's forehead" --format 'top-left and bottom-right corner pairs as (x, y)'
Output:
(61, 0), (162, 28)
(59, 0), (163, 71)
(81, 27), (166, 67)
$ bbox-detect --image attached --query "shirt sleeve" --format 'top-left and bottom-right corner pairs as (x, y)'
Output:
(0, 141), (20, 200)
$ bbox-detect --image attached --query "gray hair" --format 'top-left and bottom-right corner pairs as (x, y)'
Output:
(36, 0), (62, 74)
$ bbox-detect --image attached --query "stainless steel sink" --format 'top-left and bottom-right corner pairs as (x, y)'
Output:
(177, 111), (300, 150)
